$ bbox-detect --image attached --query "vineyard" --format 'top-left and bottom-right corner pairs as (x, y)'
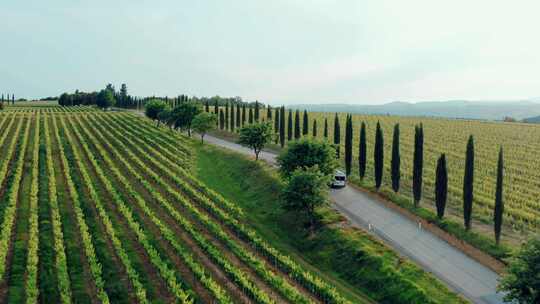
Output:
(0, 106), (365, 303)
(247, 109), (540, 235)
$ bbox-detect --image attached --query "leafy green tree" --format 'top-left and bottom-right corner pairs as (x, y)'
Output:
(96, 89), (116, 110)
(374, 121), (384, 189)
(294, 110), (301, 139)
(157, 107), (172, 128)
(282, 166), (330, 232)
(170, 102), (202, 136)
(279, 106), (286, 147)
(192, 112), (217, 143)
(391, 123), (400, 192)
(413, 124), (424, 207)
(119, 83), (128, 106)
(219, 109), (225, 130)
(494, 147), (504, 244)
(302, 110), (309, 135)
(333, 113), (340, 158)
(238, 122), (273, 160)
(435, 154), (448, 219)
(312, 119), (317, 137)
(324, 118), (328, 138)
(359, 122), (367, 179)
(344, 115), (353, 176)
(277, 139), (338, 178)
(463, 135), (475, 230)
(499, 237), (540, 303)
(145, 99), (168, 124)
(287, 109), (293, 141)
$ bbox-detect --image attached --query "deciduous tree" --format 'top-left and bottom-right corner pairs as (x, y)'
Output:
(277, 139), (338, 178)
(238, 122), (273, 160)
(192, 112), (217, 143)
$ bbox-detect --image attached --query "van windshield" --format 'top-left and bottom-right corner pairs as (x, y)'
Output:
(335, 176), (345, 181)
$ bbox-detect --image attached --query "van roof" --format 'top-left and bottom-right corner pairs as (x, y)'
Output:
(335, 170), (346, 176)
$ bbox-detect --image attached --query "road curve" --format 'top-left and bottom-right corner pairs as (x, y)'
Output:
(203, 134), (506, 304)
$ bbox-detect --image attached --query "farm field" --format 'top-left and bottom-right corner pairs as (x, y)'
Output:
(247, 109), (540, 238)
(0, 105), (369, 304)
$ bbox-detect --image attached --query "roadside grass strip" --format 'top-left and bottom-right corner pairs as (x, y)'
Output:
(61, 115), (192, 304)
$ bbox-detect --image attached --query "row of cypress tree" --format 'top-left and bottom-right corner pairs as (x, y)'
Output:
(1, 94), (16, 105)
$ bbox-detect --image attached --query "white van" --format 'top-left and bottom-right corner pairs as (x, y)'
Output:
(331, 170), (346, 188)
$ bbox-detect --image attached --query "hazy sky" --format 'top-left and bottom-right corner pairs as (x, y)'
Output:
(2, 0), (540, 104)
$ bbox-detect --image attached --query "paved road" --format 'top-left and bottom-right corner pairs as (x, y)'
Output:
(203, 134), (506, 304)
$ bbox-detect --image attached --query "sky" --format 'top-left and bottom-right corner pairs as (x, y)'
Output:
(1, 0), (540, 105)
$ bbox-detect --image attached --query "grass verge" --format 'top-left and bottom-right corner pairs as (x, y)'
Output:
(194, 143), (468, 304)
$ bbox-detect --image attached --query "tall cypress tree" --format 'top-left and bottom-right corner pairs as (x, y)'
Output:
(324, 118), (328, 138)
(242, 104), (246, 126)
(230, 103), (235, 132)
(302, 110), (309, 135)
(254, 101), (260, 121)
(391, 123), (401, 192)
(374, 121), (384, 189)
(494, 147), (504, 244)
(236, 104), (241, 127)
(267, 106), (272, 120)
(333, 113), (340, 158)
(294, 110), (301, 139)
(214, 100), (219, 115)
(359, 122), (367, 179)
(463, 135), (475, 231)
(287, 109), (293, 141)
(205, 101), (209, 112)
(248, 107), (254, 124)
(435, 154), (448, 219)
(413, 124), (424, 207)
(219, 109), (225, 130)
(280, 106), (286, 147)
(312, 119), (317, 137)
(344, 115), (353, 176)
(225, 103), (229, 129)
(274, 108), (280, 144)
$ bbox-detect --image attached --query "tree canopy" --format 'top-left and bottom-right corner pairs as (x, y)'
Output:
(192, 112), (217, 143)
(277, 138), (338, 178)
(238, 122), (273, 160)
(96, 89), (116, 110)
(145, 99), (168, 122)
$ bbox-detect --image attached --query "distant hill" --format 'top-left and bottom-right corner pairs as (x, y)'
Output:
(523, 115), (540, 123)
(288, 100), (540, 120)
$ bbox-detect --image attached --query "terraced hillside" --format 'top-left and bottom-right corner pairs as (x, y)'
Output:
(0, 106), (365, 303)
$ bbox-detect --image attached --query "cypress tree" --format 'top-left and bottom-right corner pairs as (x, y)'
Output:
(463, 135), (475, 231)
(413, 124), (424, 207)
(280, 106), (286, 147)
(374, 121), (384, 189)
(242, 104), (246, 126)
(435, 154), (448, 219)
(214, 100), (219, 114)
(248, 107), (254, 124)
(302, 110), (309, 135)
(294, 110), (301, 139)
(230, 103), (235, 132)
(12, 94), (15, 105)
(267, 106), (272, 120)
(359, 122), (367, 179)
(219, 109), (225, 130)
(312, 119), (317, 137)
(344, 115), (353, 176)
(324, 118), (328, 138)
(494, 147), (504, 244)
(225, 103), (229, 129)
(287, 109), (293, 141)
(274, 108), (280, 144)
(236, 104), (241, 127)
(333, 113), (340, 158)
(391, 123), (400, 192)
(254, 101), (260, 121)
(205, 101), (209, 112)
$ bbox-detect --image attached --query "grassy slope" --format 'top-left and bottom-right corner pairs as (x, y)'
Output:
(194, 143), (467, 304)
